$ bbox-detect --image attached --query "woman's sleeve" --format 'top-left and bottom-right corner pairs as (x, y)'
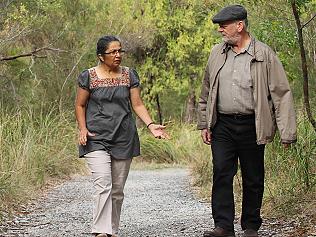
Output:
(129, 68), (141, 88)
(77, 70), (90, 91)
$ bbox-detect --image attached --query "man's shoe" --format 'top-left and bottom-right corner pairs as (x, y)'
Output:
(242, 229), (258, 237)
(203, 227), (235, 237)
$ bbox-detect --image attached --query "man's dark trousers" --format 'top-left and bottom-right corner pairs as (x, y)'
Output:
(211, 113), (265, 231)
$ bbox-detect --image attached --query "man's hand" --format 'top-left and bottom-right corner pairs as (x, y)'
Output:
(201, 128), (211, 145)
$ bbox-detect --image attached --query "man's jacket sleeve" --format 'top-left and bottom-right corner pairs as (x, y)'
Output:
(197, 55), (211, 130)
(268, 52), (297, 143)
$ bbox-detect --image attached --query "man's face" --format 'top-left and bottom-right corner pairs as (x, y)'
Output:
(217, 20), (240, 45)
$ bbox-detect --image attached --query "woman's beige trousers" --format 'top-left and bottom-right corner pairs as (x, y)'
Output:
(85, 150), (131, 236)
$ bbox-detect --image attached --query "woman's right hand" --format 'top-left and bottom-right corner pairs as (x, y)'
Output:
(78, 128), (95, 146)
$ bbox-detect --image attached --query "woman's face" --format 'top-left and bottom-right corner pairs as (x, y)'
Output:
(101, 41), (124, 69)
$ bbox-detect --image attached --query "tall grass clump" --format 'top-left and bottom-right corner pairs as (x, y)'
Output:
(264, 112), (316, 215)
(138, 122), (211, 164)
(0, 105), (84, 218)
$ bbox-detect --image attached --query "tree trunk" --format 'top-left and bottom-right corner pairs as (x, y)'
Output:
(143, 73), (163, 125)
(184, 75), (197, 123)
(291, 1), (316, 132)
(156, 94), (163, 125)
(291, 1), (316, 190)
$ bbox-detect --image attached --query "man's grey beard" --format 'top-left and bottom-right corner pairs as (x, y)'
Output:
(222, 36), (239, 46)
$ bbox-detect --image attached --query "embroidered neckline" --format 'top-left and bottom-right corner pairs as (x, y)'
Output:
(88, 66), (130, 89)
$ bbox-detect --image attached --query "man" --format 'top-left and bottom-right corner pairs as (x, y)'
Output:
(197, 4), (296, 237)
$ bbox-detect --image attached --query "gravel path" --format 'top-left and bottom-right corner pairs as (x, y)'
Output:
(1, 168), (315, 237)
(1, 168), (215, 237)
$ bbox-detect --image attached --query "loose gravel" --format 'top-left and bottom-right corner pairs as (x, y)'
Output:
(1, 168), (215, 237)
(1, 168), (315, 237)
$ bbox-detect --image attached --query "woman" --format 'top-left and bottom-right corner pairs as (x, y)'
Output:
(75, 35), (168, 237)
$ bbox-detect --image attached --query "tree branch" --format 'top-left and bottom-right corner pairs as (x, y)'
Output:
(0, 47), (67, 61)
(301, 13), (316, 29)
(58, 52), (86, 113)
(0, 0), (14, 9)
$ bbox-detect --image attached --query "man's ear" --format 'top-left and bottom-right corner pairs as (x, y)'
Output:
(237, 21), (244, 32)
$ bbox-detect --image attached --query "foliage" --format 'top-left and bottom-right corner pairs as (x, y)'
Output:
(135, 0), (218, 120)
(1, 0), (315, 116)
(0, 0), (315, 223)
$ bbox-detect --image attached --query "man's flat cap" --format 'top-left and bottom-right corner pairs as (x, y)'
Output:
(212, 5), (247, 24)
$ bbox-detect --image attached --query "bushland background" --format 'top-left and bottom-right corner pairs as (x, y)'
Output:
(0, 0), (315, 233)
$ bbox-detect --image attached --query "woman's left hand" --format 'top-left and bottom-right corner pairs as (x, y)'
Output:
(148, 124), (170, 139)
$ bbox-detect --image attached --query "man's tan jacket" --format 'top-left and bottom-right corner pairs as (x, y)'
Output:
(197, 39), (297, 144)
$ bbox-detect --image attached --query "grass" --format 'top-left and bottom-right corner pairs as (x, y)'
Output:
(185, 111), (316, 219)
(263, 112), (316, 216)
(137, 122), (211, 166)
(0, 106), (85, 220)
(0, 105), (314, 224)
